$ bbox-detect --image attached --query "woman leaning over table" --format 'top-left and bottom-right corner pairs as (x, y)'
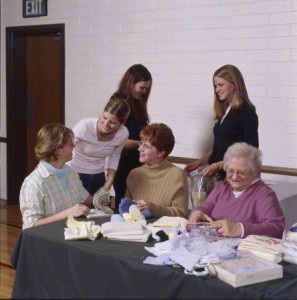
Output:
(125, 123), (189, 218)
(20, 123), (93, 230)
(112, 64), (152, 212)
(188, 142), (285, 239)
(185, 64), (259, 181)
(68, 96), (130, 196)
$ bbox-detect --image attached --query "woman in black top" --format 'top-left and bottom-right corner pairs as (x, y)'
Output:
(112, 64), (152, 212)
(185, 64), (258, 180)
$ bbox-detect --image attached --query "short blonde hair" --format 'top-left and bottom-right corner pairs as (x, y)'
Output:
(34, 123), (74, 161)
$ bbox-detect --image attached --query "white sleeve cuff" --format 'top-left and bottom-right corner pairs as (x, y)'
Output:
(239, 223), (245, 238)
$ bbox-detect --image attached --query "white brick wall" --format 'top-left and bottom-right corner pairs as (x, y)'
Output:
(1, 0), (297, 199)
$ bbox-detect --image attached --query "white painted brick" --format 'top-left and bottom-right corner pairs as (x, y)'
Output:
(190, 14), (269, 29)
(153, 19), (189, 31)
(248, 0), (291, 14)
(266, 86), (297, 98)
(208, 2), (249, 17)
(121, 21), (153, 33)
(106, 33), (138, 44)
(205, 25), (290, 40)
(269, 37), (297, 49)
(270, 11), (297, 25)
(189, 38), (268, 52)
(122, 0), (154, 12)
(269, 62), (297, 73)
(92, 2), (123, 15)
(1, 0), (297, 192)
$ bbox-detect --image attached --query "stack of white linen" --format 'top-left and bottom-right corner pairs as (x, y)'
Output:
(237, 235), (283, 263)
(101, 221), (151, 242)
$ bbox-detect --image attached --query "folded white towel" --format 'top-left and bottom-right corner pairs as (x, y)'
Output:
(101, 221), (151, 242)
(105, 231), (151, 242)
(150, 216), (188, 229)
(237, 235), (283, 263)
(102, 221), (147, 232)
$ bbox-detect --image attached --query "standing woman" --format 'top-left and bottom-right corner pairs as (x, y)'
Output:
(185, 64), (259, 180)
(68, 96), (130, 195)
(112, 64), (152, 212)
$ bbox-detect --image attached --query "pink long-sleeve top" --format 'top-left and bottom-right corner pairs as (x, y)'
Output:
(190, 180), (285, 239)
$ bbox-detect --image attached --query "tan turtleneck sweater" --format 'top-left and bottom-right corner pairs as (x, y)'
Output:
(125, 160), (189, 218)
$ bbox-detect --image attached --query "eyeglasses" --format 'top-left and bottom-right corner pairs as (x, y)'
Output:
(138, 141), (152, 151)
(226, 169), (251, 178)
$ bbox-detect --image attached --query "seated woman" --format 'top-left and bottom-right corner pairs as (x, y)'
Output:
(20, 123), (93, 229)
(125, 123), (189, 218)
(188, 142), (285, 239)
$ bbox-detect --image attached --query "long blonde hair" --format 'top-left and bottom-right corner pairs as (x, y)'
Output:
(213, 64), (256, 120)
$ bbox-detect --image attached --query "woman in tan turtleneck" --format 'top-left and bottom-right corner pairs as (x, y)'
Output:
(125, 123), (189, 218)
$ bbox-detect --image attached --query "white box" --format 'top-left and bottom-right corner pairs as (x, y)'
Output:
(209, 255), (283, 288)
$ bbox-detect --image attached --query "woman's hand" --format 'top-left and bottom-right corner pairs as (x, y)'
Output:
(184, 160), (200, 173)
(69, 204), (90, 217)
(103, 180), (113, 191)
(188, 210), (213, 223)
(210, 219), (242, 237)
(202, 162), (222, 177)
(135, 200), (150, 211)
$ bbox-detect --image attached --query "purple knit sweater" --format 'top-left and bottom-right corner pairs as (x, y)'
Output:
(190, 180), (285, 239)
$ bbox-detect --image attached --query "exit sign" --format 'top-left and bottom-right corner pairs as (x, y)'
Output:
(23, 0), (47, 18)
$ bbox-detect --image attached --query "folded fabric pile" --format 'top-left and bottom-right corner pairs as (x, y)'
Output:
(64, 215), (101, 241)
(119, 198), (151, 218)
(237, 235), (283, 263)
(101, 221), (151, 242)
(282, 223), (297, 264)
(150, 216), (189, 229)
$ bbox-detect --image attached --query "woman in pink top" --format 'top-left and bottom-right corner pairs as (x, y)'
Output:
(68, 96), (130, 195)
(188, 142), (285, 239)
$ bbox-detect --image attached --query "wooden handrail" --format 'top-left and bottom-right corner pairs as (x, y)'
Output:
(168, 156), (297, 177)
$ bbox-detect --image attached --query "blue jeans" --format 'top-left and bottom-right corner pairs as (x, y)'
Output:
(78, 172), (106, 196)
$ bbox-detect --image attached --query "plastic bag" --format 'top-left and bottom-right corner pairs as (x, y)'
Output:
(188, 165), (216, 208)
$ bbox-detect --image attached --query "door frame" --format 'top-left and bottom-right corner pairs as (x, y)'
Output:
(6, 24), (65, 204)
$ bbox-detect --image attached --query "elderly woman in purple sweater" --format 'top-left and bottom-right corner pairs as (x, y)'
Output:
(188, 142), (285, 239)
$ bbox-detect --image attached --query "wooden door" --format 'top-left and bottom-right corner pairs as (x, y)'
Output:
(26, 34), (63, 172)
(6, 24), (65, 204)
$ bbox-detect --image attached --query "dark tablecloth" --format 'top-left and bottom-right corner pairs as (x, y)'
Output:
(10, 217), (297, 299)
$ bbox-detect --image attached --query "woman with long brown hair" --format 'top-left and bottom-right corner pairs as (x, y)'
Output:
(112, 64), (152, 212)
